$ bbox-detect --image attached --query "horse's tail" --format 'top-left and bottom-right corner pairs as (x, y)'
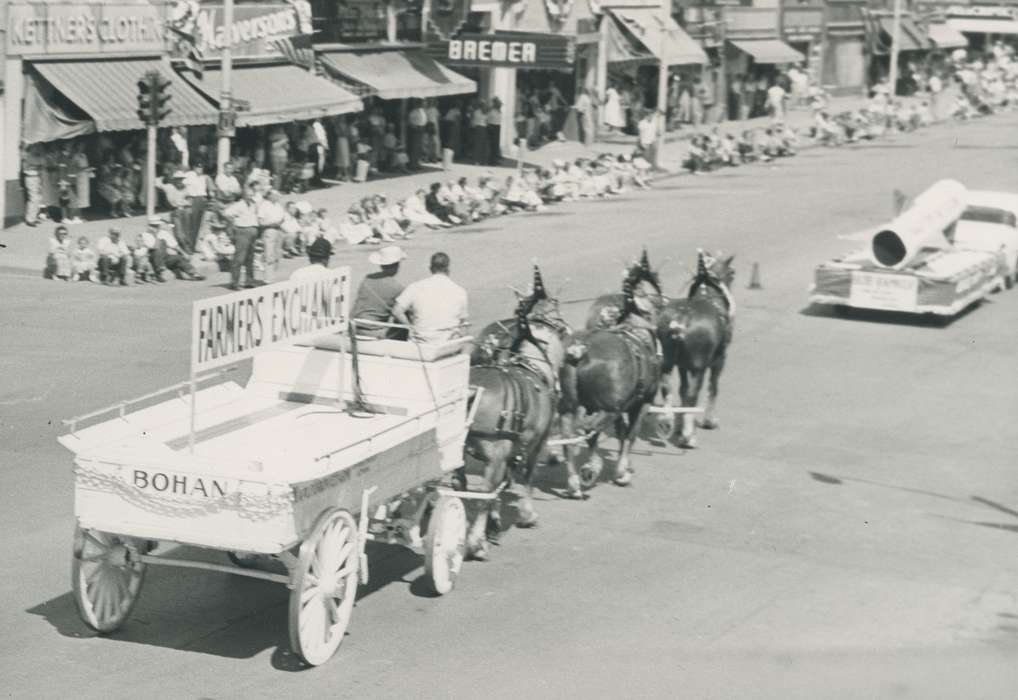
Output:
(667, 318), (688, 340)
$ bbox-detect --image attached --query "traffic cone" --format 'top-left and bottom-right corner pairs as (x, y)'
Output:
(748, 262), (763, 290)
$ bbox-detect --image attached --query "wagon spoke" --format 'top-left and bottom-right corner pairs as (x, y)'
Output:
(301, 584), (319, 606)
(334, 542), (354, 572)
(323, 596), (340, 627)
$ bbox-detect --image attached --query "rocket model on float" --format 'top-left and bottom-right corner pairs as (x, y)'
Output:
(869, 179), (968, 269)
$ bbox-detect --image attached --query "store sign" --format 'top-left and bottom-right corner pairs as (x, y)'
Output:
(946, 6), (1015, 19)
(176, 2), (312, 60)
(427, 0), (471, 41)
(6, 2), (166, 56)
(427, 32), (575, 69)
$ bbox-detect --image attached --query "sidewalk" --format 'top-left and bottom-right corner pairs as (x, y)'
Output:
(0, 89), (946, 275)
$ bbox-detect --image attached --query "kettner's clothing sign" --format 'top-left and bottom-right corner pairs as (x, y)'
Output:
(428, 32), (575, 69)
(171, 2), (313, 60)
(6, 2), (166, 56)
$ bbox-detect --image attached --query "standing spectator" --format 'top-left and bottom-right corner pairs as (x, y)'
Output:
(471, 100), (489, 165)
(407, 100), (427, 170)
(333, 117), (351, 181)
(159, 171), (195, 253)
(22, 145), (45, 226)
(257, 190), (286, 283)
(691, 78), (706, 125)
(215, 161), (243, 201)
(574, 90), (594, 146)
(487, 97), (504, 163)
(392, 251), (469, 344)
(184, 162), (213, 248)
(700, 71), (717, 123)
(70, 142), (92, 222)
(928, 71), (944, 121)
(222, 188), (260, 290)
(96, 227), (131, 285)
(443, 102), (463, 159)
(170, 127), (189, 167)
(269, 126), (290, 190)
(311, 119), (329, 184)
(603, 84), (625, 132)
(71, 236), (97, 281)
(426, 98), (442, 163)
(766, 80), (787, 121)
(637, 110), (659, 169)
(546, 84), (568, 136)
(44, 225), (73, 280)
(729, 74), (744, 121)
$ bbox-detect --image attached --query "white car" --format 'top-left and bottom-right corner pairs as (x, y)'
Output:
(953, 190), (1018, 288)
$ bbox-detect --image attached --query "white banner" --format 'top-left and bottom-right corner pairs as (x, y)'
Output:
(190, 267), (350, 373)
(849, 271), (918, 312)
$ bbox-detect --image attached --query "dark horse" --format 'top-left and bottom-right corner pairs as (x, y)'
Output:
(586, 249), (667, 330)
(559, 262), (663, 488)
(463, 268), (567, 559)
(657, 250), (736, 448)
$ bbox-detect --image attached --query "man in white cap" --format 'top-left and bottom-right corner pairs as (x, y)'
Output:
(351, 245), (407, 340)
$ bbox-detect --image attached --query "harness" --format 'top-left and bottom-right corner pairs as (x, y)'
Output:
(467, 358), (554, 447)
(615, 324), (661, 408)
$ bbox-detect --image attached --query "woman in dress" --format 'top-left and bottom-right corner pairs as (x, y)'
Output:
(71, 142), (93, 220)
(603, 84), (625, 132)
(333, 117), (350, 181)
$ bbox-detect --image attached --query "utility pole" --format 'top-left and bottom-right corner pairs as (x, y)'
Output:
(654, 0), (670, 169)
(216, 0), (234, 176)
(888, 0), (902, 100)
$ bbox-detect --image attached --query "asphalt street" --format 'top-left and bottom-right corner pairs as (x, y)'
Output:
(1, 114), (1017, 699)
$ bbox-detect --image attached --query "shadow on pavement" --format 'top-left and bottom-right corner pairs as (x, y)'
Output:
(798, 301), (988, 327)
(26, 539), (427, 666)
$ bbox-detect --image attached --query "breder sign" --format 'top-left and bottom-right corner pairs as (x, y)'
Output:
(190, 268), (350, 373)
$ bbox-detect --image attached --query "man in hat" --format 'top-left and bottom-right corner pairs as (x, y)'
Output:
(158, 170), (195, 253)
(96, 227), (131, 285)
(222, 187), (261, 290)
(155, 217), (205, 281)
(140, 216), (166, 282)
(290, 236), (333, 281)
(351, 245), (408, 340)
(392, 251), (468, 344)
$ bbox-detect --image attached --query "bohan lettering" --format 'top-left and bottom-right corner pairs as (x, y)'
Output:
(132, 469), (230, 498)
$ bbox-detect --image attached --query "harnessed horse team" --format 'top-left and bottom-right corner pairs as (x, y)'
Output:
(460, 250), (736, 560)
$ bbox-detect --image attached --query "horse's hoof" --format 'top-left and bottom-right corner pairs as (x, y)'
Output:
(516, 510), (539, 529)
(613, 470), (633, 487)
(677, 435), (698, 449)
(697, 418), (719, 430)
(565, 474), (584, 499)
(467, 540), (489, 562)
(654, 415), (675, 440)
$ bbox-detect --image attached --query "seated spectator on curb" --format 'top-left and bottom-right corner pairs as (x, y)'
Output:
(44, 225), (72, 280)
(426, 182), (461, 225)
(132, 229), (157, 283)
(156, 220), (205, 281)
(280, 201), (302, 257)
(96, 227), (131, 285)
(197, 219), (235, 270)
(290, 236), (333, 280)
(71, 236), (97, 282)
(351, 245), (408, 340)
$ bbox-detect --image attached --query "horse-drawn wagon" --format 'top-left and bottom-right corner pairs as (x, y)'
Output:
(59, 268), (481, 666)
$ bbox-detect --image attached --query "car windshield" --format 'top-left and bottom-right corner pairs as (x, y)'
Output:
(960, 205), (1017, 227)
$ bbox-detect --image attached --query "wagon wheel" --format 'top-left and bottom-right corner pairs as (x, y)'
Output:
(71, 525), (146, 634)
(288, 509), (359, 666)
(424, 496), (466, 596)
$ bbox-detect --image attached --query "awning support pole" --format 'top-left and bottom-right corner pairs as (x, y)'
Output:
(216, 0), (234, 176)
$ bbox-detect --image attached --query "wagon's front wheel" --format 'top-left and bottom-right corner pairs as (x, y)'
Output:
(71, 525), (146, 633)
(288, 509), (359, 666)
(425, 496), (466, 595)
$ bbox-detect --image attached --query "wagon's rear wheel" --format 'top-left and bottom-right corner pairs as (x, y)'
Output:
(288, 509), (359, 666)
(71, 525), (146, 633)
(425, 496), (466, 596)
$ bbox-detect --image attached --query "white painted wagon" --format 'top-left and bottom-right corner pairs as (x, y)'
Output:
(58, 269), (482, 666)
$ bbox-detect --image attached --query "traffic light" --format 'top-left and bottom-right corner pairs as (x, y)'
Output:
(136, 70), (173, 126)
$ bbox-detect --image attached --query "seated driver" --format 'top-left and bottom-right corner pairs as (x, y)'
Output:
(391, 251), (468, 344)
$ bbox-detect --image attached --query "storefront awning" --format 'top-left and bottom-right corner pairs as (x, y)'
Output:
(609, 9), (707, 66)
(32, 58), (217, 132)
(876, 17), (932, 51)
(183, 64), (363, 128)
(729, 39), (805, 65)
(320, 50), (476, 100)
(927, 22), (969, 49)
(947, 17), (1018, 35)
(22, 71), (96, 145)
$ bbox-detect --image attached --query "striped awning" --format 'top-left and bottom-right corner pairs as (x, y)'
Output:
(947, 17), (1018, 35)
(609, 8), (707, 66)
(320, 50), (476, 100)
(182, 64), (363, 128)
(31, 58), (217, 132)
(926, 22), (968, 49)
(729, 39), (805, 64)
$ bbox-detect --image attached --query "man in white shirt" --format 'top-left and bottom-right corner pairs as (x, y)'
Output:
(766, 81), (786, 121)
(407, 101), (428, 170)
(154, 217), (205, 281)
(290, 237), (333, 281)
(96, 227), (131, 285)
(392, 252), (468, 344)
(637, 110), (658, 169)
(311, 119), (329, 184)
(215, 161), (243, 202)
